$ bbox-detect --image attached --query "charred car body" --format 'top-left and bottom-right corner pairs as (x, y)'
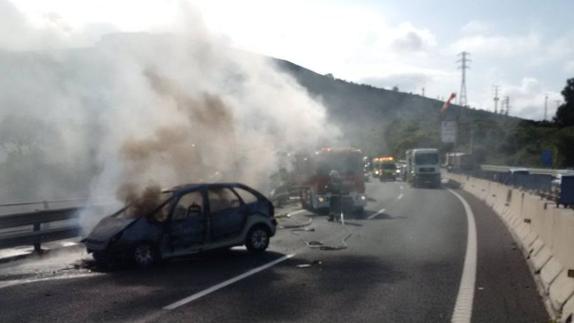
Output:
(84, 183), (277, 268)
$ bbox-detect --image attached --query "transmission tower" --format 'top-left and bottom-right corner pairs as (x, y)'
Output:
(544, 94), (548, 121)
(457, 51), (471, 107)
(504, 96), (510, 116)
(493, 85), (500, 114)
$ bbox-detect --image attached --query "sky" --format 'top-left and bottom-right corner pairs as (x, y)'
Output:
(5, 0), (574, 120)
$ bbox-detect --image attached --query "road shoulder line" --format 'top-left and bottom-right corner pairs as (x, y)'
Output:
(448, 189), (478, 323)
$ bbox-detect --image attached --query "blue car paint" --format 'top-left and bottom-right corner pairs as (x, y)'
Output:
(84, 182), (274, 257)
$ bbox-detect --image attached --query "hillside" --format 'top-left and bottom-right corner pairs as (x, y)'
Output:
(274, 59), (570, 167)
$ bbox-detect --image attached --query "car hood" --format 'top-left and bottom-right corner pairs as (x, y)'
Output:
(86, 215), (137, 243)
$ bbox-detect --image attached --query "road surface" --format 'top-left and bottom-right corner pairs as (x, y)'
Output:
(0, 180), (548, 322)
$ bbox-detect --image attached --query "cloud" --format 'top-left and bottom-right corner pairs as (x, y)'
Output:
(391, 23), (436, 53)
(450, 33), (540, 57)
(565, 61), (574, 74)
(461, 20), (490, 35)
(498, 78), (561, 120)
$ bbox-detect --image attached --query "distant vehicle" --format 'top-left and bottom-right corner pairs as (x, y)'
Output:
(299, 147), (366, 213)
(83, 183), (277, 268)
(508, 168), (530, 176)
(406, 148), (441, 188)
(551, 172), (574, 195)
(396, 162), (407, 181)
(373, 156), (397, 181)
(445, 152), (475, 172)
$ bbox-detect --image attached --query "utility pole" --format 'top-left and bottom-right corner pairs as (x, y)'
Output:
(457, 51), (471, 107)
(422, 87), (425, 97)
(544, 94), (548, 121)
(493, 85), (500, 114)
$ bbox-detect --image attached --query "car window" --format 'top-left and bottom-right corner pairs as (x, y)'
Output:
(233, 188), (258, 204)
(173, 191), (204, 220)
(153, 203), (172, 223)
(208, 187), (241, 213)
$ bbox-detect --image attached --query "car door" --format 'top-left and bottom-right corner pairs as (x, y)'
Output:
(207, 187), (246, 241)
(232, 186), (261, 215)
(169, 190), (206, 250)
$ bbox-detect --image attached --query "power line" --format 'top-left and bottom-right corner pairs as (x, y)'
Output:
(457, 51), (471, 107)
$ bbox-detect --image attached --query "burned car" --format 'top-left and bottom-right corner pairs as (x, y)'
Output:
(83, 183), (277, 268)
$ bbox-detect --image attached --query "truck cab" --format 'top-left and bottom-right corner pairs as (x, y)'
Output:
(406, 148), (441, 188)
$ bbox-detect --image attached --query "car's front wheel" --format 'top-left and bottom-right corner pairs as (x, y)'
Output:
(132, 243), (159, 268)
(245, 226), (270, 253)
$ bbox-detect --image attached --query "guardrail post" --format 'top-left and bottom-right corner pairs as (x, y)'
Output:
(33, 222), (43, 253)
(31, 201), (50, 253)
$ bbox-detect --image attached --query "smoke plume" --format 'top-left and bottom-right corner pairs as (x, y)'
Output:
(0, 1), (337, 229)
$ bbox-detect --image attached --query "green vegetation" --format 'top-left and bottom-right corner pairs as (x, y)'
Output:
(278, 60), (574, 168)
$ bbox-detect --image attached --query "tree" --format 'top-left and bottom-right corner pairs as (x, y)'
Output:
(554, 78), (574, 127)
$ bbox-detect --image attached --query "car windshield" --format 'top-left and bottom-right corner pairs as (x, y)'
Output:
(114, 192), (173, 221)
(382, 164), (396, 170)
(415, 153), (439, 165)
(317, 153), (363, 175)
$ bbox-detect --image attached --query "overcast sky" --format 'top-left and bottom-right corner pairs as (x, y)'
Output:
(6, 0), (574, 120)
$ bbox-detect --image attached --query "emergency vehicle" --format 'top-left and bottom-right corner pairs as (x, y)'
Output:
(299, 148), (366, 213)
(373, 156), (397, 181)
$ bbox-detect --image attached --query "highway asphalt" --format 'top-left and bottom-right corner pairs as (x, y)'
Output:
(0, 180), (548, 322)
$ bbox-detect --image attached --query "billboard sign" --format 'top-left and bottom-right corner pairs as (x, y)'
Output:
(441, 121), (457, 143)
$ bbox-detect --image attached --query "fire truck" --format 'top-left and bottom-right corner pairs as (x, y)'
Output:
(299, 148), (367, 213)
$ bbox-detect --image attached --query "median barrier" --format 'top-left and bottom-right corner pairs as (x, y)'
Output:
(562, 296), (574, 323)
(446, 173), (574, 322)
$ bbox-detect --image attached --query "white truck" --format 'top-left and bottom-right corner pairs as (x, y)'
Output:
(405, 148), (441, 188)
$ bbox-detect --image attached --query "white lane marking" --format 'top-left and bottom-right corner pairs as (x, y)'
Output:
(368, 208), (386, 220)
(400, 185), (404, 190)
(286, 209), (307, 217)
(448, 189), (478, 323)
(0, 272), (101, 290)
(397, 193), (404, 200)
(163, 253), (296, 310)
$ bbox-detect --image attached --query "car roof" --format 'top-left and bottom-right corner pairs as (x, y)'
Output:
(412, 148), (438, 153)
(165, 182), (248, 195)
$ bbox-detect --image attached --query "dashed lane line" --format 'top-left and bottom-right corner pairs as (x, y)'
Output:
(368, 208), (386, 220)
(397, 193), (404, 200)
(286, 209), (308, 217)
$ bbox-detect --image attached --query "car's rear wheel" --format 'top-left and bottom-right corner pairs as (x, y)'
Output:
(132, 243), (159, 268)
(245, 226), (270, 253)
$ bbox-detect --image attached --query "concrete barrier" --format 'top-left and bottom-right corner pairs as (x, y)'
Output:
(563, 295), (574, 323)
(446, 173), (574, 321)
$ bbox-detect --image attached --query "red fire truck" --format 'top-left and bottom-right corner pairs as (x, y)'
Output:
(299, 148), (366, 213)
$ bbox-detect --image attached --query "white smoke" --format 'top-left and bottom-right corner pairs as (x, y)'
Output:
(0, 1), (338, 227)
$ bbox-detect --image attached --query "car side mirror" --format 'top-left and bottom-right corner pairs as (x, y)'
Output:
(187, 204), (202, 217)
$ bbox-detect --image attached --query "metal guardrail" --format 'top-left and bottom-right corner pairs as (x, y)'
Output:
(480, 164), (573, 176)
(0, 207), (82, 252)
(452, 164), (574, 206)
